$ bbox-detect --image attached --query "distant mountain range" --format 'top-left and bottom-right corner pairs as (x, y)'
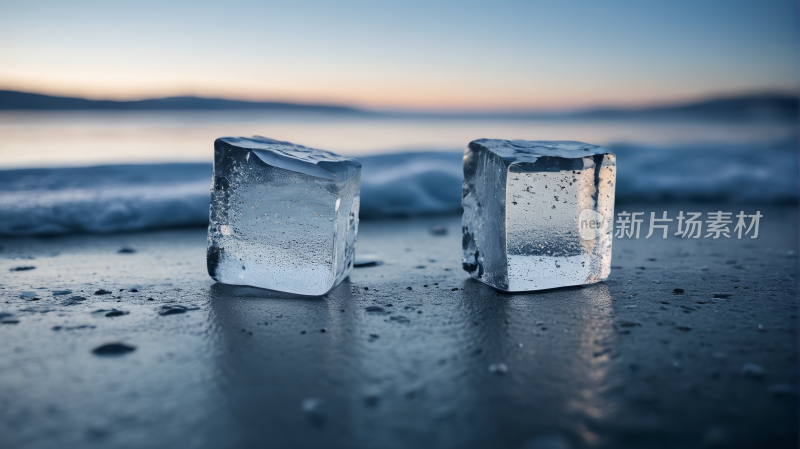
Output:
(572, 93), (798, 120)
(0, 90), (360, 113)
(0, 89), (796, 120)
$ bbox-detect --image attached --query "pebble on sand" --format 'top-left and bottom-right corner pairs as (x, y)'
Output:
(159, 305), (193, 316)
(353, 255), (384, 267)
(92, 343), (136, 356)
(61, 296), (86, 305)
(10, 266), (35, 271)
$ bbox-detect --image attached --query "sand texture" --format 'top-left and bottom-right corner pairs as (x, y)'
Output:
(0, 203), (797, 449)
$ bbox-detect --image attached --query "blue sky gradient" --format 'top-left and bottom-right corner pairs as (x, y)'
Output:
(0, 0), (796, 110)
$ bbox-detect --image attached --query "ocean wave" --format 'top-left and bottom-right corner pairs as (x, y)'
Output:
(0, 141), (796, 235)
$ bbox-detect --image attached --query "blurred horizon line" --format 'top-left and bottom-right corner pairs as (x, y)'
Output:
(0, 88), (797, 119)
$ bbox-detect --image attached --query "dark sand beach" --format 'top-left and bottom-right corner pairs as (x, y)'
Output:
(0, 202), (796, 448)
(2, 2), (797, 447)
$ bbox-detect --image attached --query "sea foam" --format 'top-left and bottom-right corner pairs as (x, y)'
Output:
(0, 140), (796, 235)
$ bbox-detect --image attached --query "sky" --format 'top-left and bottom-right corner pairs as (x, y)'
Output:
(0, 0), (797, 111)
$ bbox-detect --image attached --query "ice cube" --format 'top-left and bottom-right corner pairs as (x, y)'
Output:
(207, 136), (361, 295)
(462, 139), (615, 291)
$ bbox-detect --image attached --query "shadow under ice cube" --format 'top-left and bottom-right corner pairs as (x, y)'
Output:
(462, 139), (615, 292)
(207, 136), (361, 295)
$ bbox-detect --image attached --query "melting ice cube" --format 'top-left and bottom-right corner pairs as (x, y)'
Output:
(462, 139), (615, 291)
(207, 136), (361, 295)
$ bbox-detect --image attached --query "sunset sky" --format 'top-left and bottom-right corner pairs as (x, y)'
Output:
(0, 0), (797, 111)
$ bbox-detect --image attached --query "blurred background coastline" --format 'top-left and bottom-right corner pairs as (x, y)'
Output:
(0, 0), (797, 235)
(0, 89), (797, 235)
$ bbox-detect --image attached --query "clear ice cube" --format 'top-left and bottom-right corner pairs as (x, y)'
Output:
(462, 139), (615, 291)
(207, 136), (361, 295)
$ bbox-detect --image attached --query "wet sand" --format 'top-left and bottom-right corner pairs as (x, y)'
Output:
(0, 203), (797, 448)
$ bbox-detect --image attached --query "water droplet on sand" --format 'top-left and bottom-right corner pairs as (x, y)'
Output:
(302, 398), (326, 426)
(430, 225), (448, 236)
(768, 383), (797, 397)
(20, 291), (38, 300)
(742, 363), (765, 379)
(488, 363), (508, 374)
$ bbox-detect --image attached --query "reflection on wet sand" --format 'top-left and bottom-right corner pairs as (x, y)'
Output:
(208, 276), (617, 448)
(208, 281), (362, 447)
(441, 281), (617, 447)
